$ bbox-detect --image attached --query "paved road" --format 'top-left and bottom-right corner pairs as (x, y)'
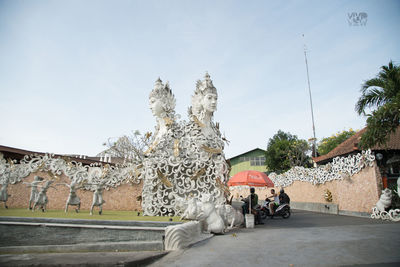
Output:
(149, 210), (400, 267)
(1, 210), (398, 266)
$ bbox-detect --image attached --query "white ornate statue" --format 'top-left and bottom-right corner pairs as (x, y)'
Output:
(0, 177), (10, 209)
(90, 183), (106, 215)
(371, 188), (400, 221)
(181, 196), (200, 220)
(33, 180), (56, 212)
(57, 180), (83, 213)
(141, 74), (230, 217)
(375, 188), (392, 212)
(196, 194), (225, 234)
(142, 78), (183, 216)
(179, 73), (230, 205)
(23, 176), (44, 210)
(217, 204), (244, 229)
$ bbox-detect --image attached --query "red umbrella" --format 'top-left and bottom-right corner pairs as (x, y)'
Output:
(227, 170), (274, 187)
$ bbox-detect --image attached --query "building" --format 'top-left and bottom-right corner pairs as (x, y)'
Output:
(313, 126), (400, 189)
(228, 148), (267, 177)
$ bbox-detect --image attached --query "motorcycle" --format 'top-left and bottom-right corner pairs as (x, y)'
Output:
(259, 199), (291, 219)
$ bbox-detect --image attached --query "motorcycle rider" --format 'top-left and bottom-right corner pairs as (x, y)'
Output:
(266, 189), (279, 217)
(279, 188), (290, 204)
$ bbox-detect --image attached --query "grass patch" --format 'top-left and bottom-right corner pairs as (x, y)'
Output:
(0, 208), (182, 222)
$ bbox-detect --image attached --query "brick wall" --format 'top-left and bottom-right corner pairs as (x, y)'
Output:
(229, 163), (382, 214)
(6, 172), (143, 211)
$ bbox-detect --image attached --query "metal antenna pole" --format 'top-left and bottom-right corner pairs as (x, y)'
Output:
(303, 34), (317, 157)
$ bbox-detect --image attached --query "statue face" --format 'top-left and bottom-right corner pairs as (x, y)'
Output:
(149, 97), (164, 118)
(202, 93), (217, 113)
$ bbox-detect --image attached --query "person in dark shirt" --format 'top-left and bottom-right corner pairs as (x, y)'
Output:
(279, 188), (290, 204)
(242, 187), (263, 224)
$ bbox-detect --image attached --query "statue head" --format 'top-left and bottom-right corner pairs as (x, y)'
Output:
(149, 78), (176, 119)
(191, 73), (218, 118)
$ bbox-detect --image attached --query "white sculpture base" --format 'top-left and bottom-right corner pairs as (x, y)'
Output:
(164, 221), (213, 250)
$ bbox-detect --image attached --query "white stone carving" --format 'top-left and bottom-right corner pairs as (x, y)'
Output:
(32, 180), (56, 212)
(142, 74), (230, 216)
(196, 194), (225, 234)
(269, 150), (376, 187)
(217, 204), (244, 229)
(90, 183), (106, 215)
(371, 188), (400, 221)
(57, 181), (83, 212)
(23, 176), (44, 210)
(164, 221), (207, 250)
(0, 74), (230, 218)
(371, 207), (400, 222)
(0, 180), (10, 209)
(181, 197), (200, 220)
(375, 188), (392, 212)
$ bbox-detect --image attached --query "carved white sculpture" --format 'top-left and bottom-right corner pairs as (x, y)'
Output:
(269, 150), (376, 187)
(90, 183), (106, 215)
(196, 194), (225, 234)
(181, 197), (200, 220)
(142, 78), (183, 216)
(57, 181), (83, 213)
(175, 195), (236, 233)
(180, 73), (229, 206)
(164, 221), (205, 250)
(33, 180), (56, 212)
(375, 188), (392, 212)
(217, 204), (244, 229)
(142, 74), (230, 216)
(0, 178), (10, 209)
(0, 74), (230, 219)
(371, 188), (400, 222)
(23, 176), (44, 210)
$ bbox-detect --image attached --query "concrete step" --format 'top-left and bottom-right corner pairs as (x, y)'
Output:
(0, 240), (164, 254)
(0, 216), (181, 227)
(0, 221), (166, 247)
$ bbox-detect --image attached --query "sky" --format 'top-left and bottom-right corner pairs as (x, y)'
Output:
(0, 0), (399, 158)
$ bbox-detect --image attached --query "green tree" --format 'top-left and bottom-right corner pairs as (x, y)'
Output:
(265, 130), (311, 173)
(318, 129), (357, 156)
(355, 60), (400, 148)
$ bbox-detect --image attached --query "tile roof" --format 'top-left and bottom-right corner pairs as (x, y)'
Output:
(0, 145), (111, 165)
(313, 126), (400, 163)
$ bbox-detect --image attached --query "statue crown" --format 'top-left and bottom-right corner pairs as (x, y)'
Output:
(195, 72), (217, 95)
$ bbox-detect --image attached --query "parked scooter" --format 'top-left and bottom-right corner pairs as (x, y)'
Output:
(259, 199), (291, 219)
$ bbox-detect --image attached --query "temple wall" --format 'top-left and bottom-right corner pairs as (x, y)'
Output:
(230, 164), (382, 214)
(6, 172), (143, 211)
(284, 164), (381, 213)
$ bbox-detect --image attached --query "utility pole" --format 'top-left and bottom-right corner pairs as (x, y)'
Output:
(302, 34), (317, 157)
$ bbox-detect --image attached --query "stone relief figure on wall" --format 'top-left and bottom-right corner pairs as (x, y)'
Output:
(23, 175), (44, 210)
(33, 180), (57, 212)
(0, 176), (11, 209)
(57, 180), (84, 213)
(90, 182), (106, 215)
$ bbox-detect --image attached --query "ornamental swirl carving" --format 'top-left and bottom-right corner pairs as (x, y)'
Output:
(0, 74), (230, 217)
(269, 150), (375, 187)
(0, 152), (141, 192)
(141, 74), (229, 216)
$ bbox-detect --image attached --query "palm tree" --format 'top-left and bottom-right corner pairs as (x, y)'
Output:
(355, 60), (400, 148)
(356, 60), (400, 115)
